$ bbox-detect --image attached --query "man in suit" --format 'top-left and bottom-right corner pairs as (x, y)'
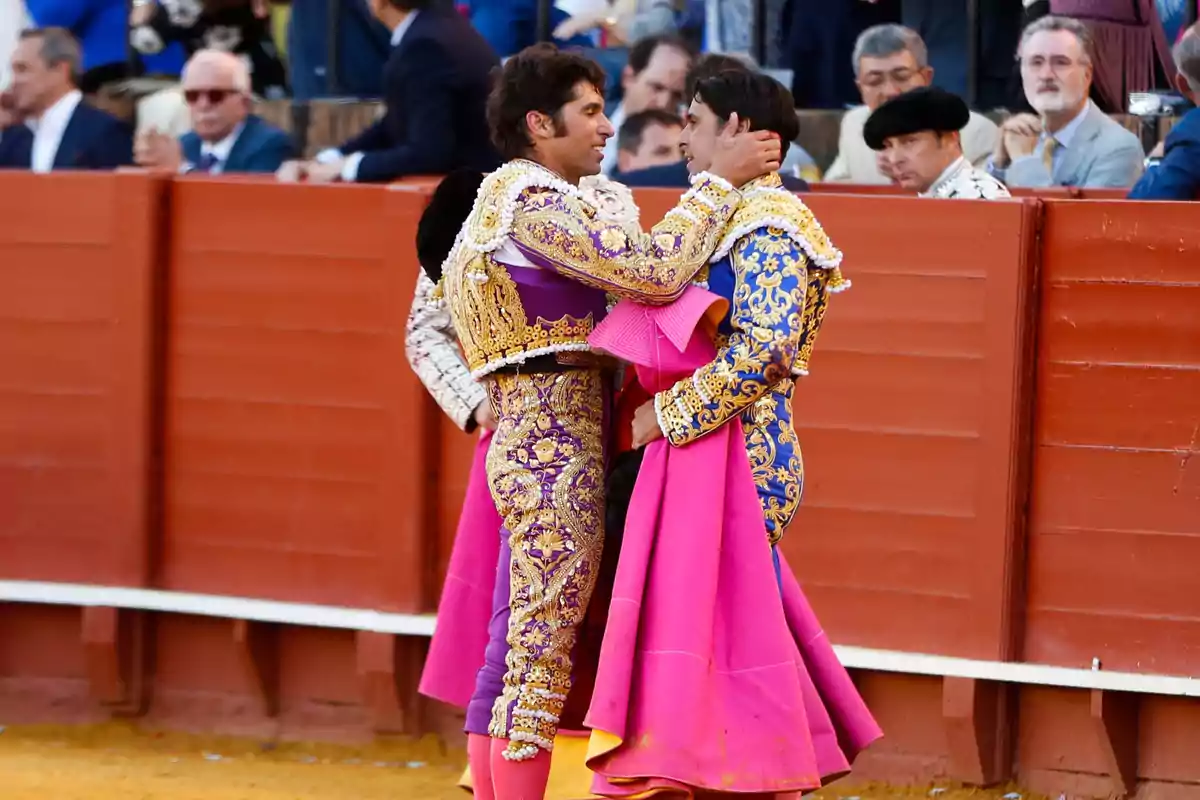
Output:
(134, 49), (293, 174)
(825, 24), (998, 184)
(0, 26), (132, 171)
(1129, 23), (1200, 200)
(615, 108), (683, 174)
(284, 0), (500, 184)
(989, 15), (1144, 189)
(598, 33), (693, 176)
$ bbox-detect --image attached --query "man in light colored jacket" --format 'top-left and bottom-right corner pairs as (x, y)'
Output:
(989, 15), (1143, 189)
(825, 24), (997, 184)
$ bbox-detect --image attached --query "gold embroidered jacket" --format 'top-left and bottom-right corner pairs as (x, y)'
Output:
(441, 159), (741, 379)
(654, 172), (849, 542)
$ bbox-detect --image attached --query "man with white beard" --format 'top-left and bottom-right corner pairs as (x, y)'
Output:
(988, 15), (1143, 189)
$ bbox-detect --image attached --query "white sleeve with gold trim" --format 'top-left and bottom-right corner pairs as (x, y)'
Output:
(404, 272), (488, 431)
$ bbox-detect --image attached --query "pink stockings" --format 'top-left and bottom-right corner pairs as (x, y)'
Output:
(468, 734), (552, 800)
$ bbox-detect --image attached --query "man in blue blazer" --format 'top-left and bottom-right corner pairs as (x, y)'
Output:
(293, 0), (500, 184)
(134, 49), (293, 174)
(0, 27), (132, 170)
(1129, 24), (1200, 201)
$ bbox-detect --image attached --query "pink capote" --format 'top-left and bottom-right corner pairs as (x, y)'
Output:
(583, 287), (883, 798)
(418, 430), (502, 709)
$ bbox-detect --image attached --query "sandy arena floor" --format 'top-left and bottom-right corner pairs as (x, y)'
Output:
(0, 723), (1043, 800)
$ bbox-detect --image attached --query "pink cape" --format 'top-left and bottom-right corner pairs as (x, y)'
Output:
(418, 430), (502, 709)
(583, 287), (883, 798)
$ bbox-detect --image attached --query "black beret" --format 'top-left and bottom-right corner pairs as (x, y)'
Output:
(862, 86), (970, 151)
(416, 168), (485, 282)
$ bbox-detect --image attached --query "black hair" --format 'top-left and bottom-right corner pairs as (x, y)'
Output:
(616, 108), (683, 154)
(683, 52), (750, 99)
(415, 169), (484, 282)
(626, 33), (694, 75)
(486, 43), (608, 161)
(693, 70), (800, 158)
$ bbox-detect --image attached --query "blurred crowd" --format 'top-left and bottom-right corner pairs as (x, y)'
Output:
(0, 0), (1197, 199)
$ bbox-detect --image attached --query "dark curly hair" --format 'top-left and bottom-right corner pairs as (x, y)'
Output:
(694, 70), (800, 159)
(486, 43), (608, 161)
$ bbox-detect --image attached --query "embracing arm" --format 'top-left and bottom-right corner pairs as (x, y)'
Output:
(405, 272), (487, 431)
(507, 173), (740, 304)
(654, 227), (808, 446)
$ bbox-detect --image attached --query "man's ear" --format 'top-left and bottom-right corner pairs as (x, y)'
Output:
(525, 110), (555, 142)
(620, 65), (635, 92)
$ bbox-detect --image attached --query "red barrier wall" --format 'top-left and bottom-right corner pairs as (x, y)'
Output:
(160, 179), (434, 612)
(1, 176), (1197, 797)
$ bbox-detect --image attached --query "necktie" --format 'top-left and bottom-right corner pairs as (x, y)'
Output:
(197, 152), (220, 173)
(1041, 137), (1058, 175)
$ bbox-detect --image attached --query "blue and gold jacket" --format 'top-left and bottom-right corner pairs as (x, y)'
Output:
(654, 172), (849, 543)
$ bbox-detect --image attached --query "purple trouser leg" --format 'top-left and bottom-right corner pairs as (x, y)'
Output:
(465, 533), (512, 736)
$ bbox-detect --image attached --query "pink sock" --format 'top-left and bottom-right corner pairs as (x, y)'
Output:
(490, 737), (551, 800)
(467, 734), (495, 800)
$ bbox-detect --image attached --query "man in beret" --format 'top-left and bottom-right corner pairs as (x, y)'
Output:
(864, 85), (1011, 199)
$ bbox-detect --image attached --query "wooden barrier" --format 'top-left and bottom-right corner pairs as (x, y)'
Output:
(1016, 200), (1200, 798)
(160, 178), (435, 613)
(0, 171), (167, 716)
(1, 174), (1197, 795)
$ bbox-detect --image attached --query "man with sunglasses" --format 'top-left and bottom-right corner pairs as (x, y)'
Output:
(134, 49), (292, 175)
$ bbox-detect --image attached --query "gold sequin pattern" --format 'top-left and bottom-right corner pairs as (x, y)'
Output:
(483, 370), (606, 760)
(656, 226), (809, 447)
(507, 175), (740, 305)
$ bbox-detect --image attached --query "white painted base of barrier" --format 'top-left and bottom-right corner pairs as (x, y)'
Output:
(3, 580), (1198, 698)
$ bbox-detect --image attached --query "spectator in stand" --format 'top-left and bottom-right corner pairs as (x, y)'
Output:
(599, 33), (693, 174)
(825, 24), (997, 184)
(134, 49), (292, 174)
(1128, 23), (1200, 200)
(616, 51), (810, 190)
(864, 85), (1010, 199)
(989, 15), (1143, 189)
(0, 27), (133, 170)
(464, 0), (594, 59)
(26, 0), (183, 93)
(281, 0), (499, 183)
(614, 107), (683, 174)
(1, 0), (31, 90)
(130, 0), (289, 99)
(781, 0), (895, 110)
(286, 0), (391, 100)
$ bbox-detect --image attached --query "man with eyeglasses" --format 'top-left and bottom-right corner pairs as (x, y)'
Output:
(824, 24), (998, 185)
(988, 15), (1143, 189)
(134, 49), (292, 175)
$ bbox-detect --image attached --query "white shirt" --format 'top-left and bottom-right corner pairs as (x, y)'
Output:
(28, 90), (82, 173)
(920, 155), (1011, 200)
(184, 122), (245, 174)
(317, 10), (420, 182)
(599, 102), (626, 176)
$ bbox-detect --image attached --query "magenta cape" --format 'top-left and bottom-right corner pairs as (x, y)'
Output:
(583, 287), (883, 798)
(418, 430), (502, 709)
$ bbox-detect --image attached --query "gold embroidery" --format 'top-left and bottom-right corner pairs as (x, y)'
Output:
(484, 370), (606, 760)
(443, 161), (742, 378)
(508, 174), (740, 304)
(658, 225), (809, 446)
